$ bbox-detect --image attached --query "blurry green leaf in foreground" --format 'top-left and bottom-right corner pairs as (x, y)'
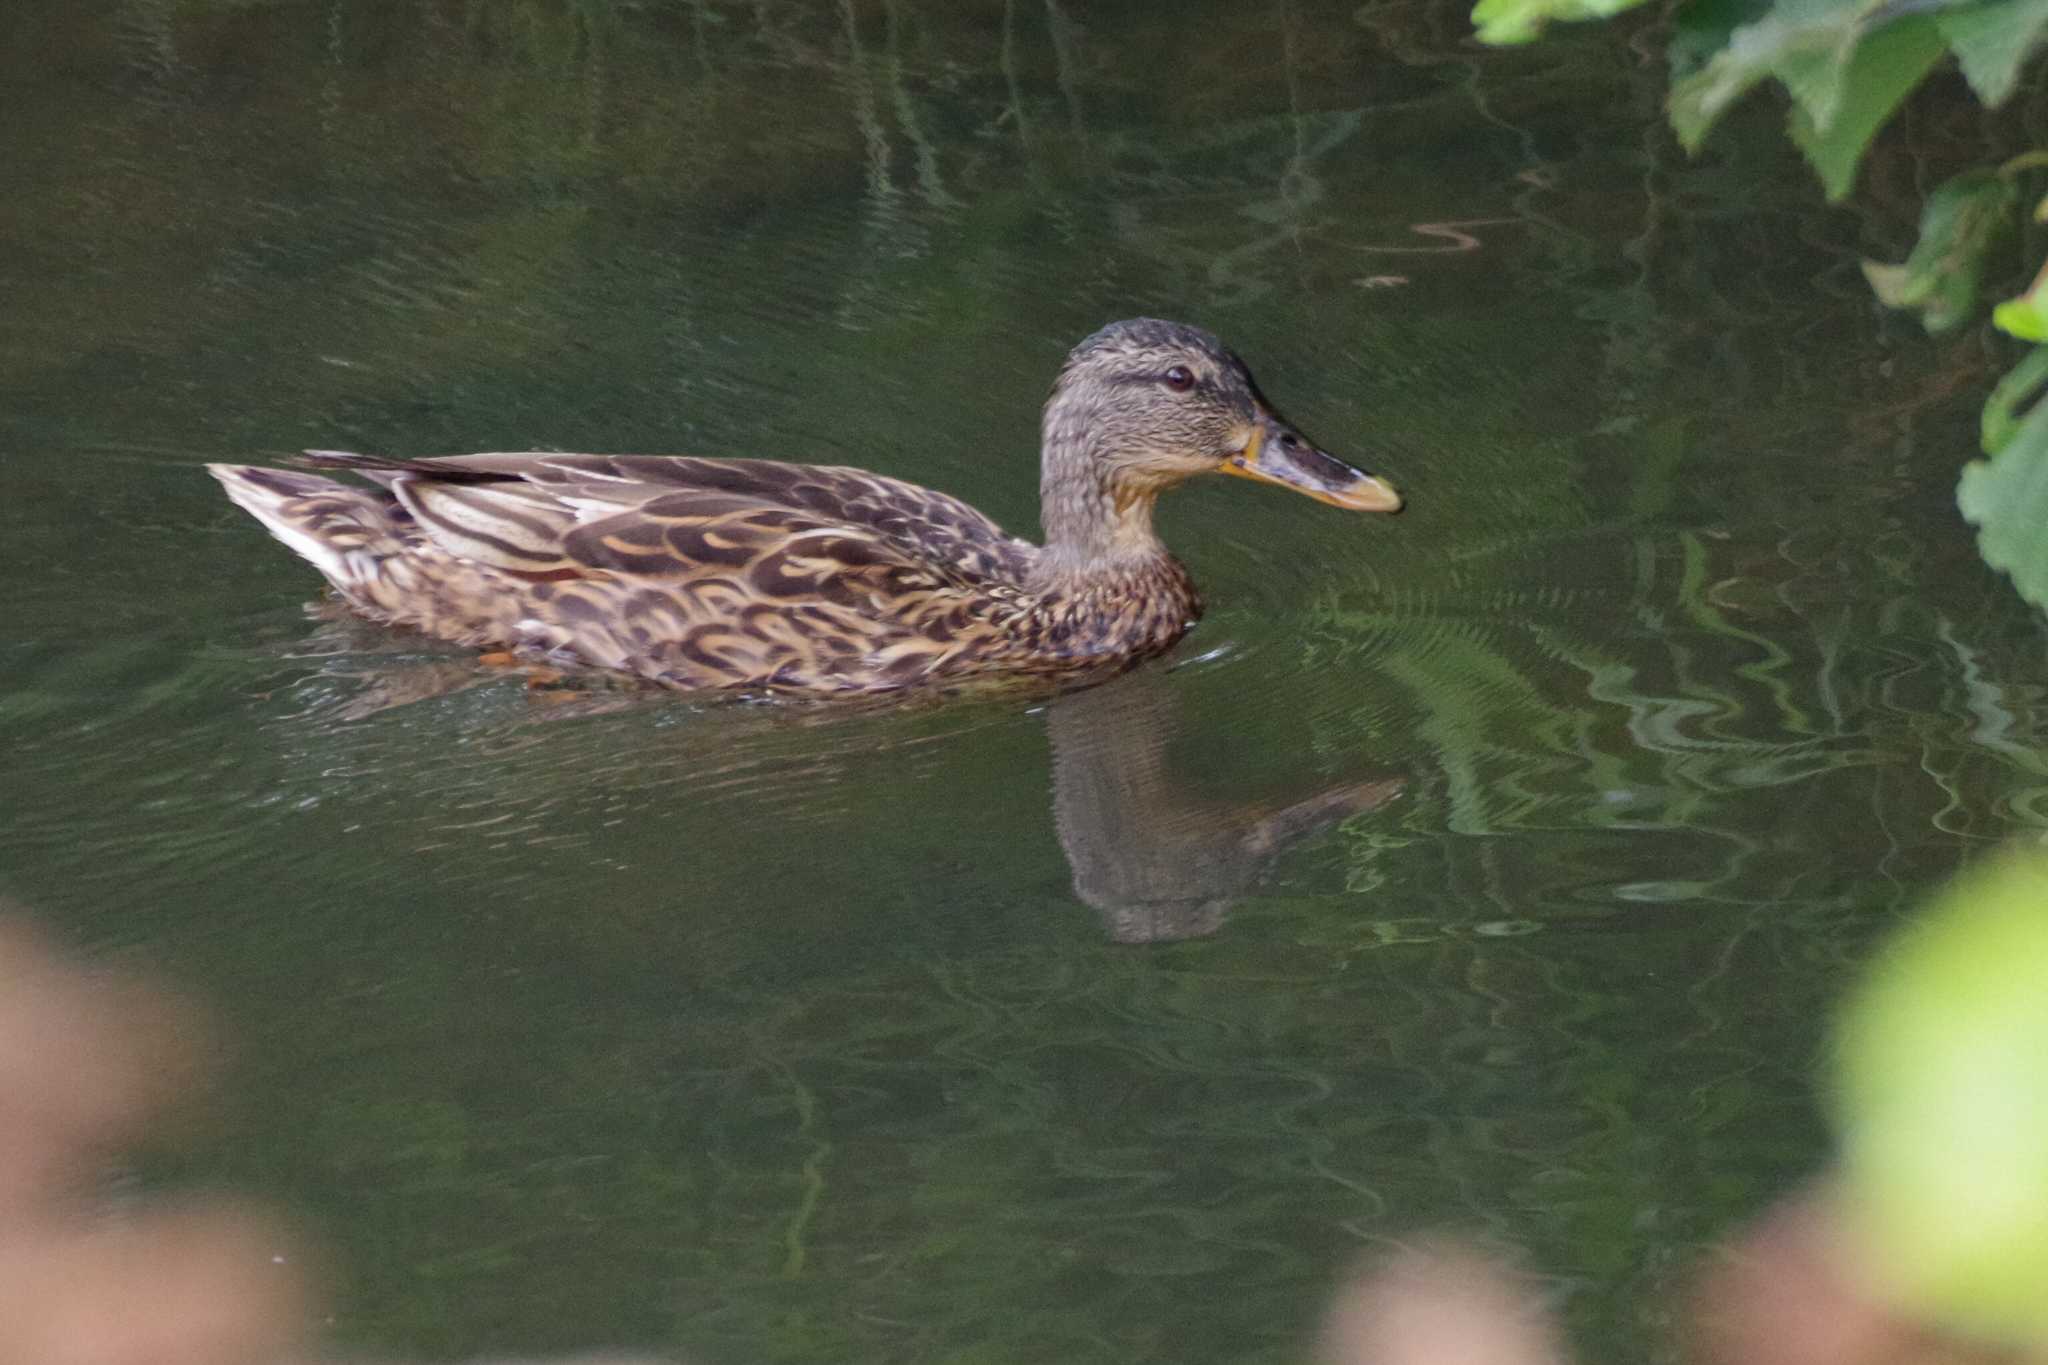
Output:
(1666, 0), (1885, 155)
(1784, 17), (1945, 200)
(1668, 0), (1775, 80)
(1959, 381), (2048, 608)
(1860, 169), (2015, 332)
(1666, 7), (1839, 153)
(1833, 850), (2048, 1347)
(1470, 0), (1652, 45)
(1992, 259), (2048, 342)
(1667, 3), (1947, 198)
(1980, 345), (2048, 454)
(1938, 0), (2048, 106)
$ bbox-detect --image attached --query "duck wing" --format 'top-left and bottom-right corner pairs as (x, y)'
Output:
(303, 451), (1035, 587)
(293, 452), (1043, 689)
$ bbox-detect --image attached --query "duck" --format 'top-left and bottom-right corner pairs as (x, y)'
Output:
(207, 318), (1403, 698)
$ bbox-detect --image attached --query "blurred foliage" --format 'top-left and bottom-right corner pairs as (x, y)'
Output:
(1470, 0), (1644, 45)
(1833, 850), (2048, 1349)
(1860, 169), (2013, 331)
(1481, 0), (2048, 196)
(1472, 0), (2048, 612)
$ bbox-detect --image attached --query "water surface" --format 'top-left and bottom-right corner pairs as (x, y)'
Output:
(4, 3), (2046, 1362)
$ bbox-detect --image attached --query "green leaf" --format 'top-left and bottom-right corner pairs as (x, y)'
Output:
(1938, 0), (2048, 105)
(1993, 259), (2048, 341)
(1959, 391), (2048, 610)
(1860, 261), (1920, 308)
(1834, 851), (2048, 1348)
(1772, 16), (1864, 133)
(1858, 169), (2015, 330)
(1666, 0), (1935, 158)
(1981, 345), (2048, 454)
(1471, 0), (1653, 45)
(1668, 11), (1842, 151)
(1668, 0), (1776, 81)
(1787, 17), (1947, 200)
(1995, 296), (2048, 340)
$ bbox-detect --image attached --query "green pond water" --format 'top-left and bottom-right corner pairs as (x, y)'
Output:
(4, 2), (2046, 1361)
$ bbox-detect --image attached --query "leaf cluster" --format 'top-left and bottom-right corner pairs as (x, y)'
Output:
(1475, 0), (2048, 611)
(1479, 0), (2045, 199)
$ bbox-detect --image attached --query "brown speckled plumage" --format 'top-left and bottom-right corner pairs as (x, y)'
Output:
(208, 319), (1400, 698)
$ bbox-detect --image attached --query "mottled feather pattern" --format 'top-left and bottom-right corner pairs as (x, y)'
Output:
(211, 451), (1196, 696)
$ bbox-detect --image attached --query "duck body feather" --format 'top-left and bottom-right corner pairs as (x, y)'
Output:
(210, 451), (1200, 697)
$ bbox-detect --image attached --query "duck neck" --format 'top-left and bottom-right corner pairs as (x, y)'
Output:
(1017, 393), (1203, 660)
(1029, 424), (1172, 594)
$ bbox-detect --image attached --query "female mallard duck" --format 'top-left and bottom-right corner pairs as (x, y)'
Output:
(209, 319), (1402, 697)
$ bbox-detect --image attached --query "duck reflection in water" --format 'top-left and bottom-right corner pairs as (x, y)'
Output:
(277, 621), (1401, 943)
(1049, 666), (1403, 943)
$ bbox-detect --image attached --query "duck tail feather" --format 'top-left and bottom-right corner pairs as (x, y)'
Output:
(207, 462), (401, 596)
(298, 449), (510, 484)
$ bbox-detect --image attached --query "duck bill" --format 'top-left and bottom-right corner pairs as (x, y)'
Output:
(1218, 413), (1403, 512)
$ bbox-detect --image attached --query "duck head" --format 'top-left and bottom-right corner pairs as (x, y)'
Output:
(1036, 318), (1401, 572)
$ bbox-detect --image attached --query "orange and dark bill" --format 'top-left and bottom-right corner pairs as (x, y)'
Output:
(1219, 410), (1402, 513)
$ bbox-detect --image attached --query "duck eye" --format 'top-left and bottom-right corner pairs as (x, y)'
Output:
(1162, 365), (1195, 393)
